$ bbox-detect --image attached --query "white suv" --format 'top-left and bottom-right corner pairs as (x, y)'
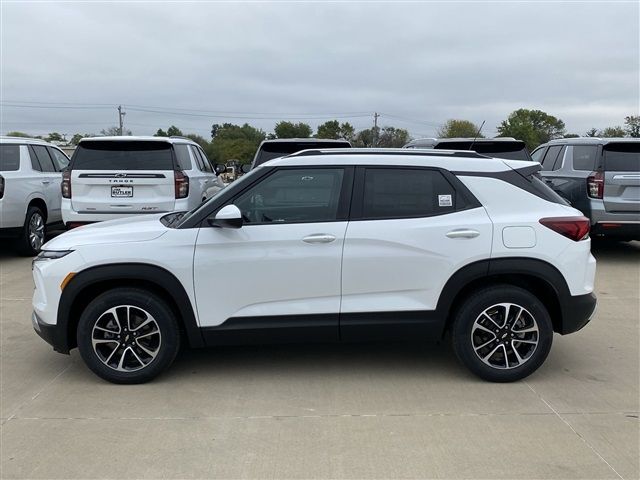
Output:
(32, 149), (597, 384)
(61, 136), (226, 227)
(0, 137), (70, 255)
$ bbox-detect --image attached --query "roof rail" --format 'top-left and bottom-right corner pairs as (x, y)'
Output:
(288, 148), (489, 159)
(169, 135), (195, 141)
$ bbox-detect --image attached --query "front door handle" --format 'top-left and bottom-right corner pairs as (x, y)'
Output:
(41, 180), (51, 184)
(302, 234), (336, 244)
(446, 229), (480, 239)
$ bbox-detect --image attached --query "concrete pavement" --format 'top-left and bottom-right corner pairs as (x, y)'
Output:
(1, 240), (638, 479)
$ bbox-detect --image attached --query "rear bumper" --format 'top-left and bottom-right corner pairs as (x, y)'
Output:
(62, 198), (189, 225)
(559, 292), (597, 335)
(32, 311), (68, 354)
(589, 200), (640, 238)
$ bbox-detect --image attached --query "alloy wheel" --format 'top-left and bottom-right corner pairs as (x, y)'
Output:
(91, 305), (162, 372)
(471, 303), (539, 369)
(28, 213), (45, 251)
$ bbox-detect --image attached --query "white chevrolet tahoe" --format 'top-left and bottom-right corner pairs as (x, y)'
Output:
(61, 136), (226, 227)
(0, 137), (69, 255)
(32, 149), (597, 384)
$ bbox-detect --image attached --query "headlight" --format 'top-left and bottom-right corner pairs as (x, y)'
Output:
(33, 250), (74, 261)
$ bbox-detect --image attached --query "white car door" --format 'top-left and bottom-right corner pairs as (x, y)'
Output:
(193, 166), (352, 342)
(340, 166), (493, 340)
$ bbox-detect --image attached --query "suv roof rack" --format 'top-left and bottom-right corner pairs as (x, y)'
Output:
(287, 148), (489, 159)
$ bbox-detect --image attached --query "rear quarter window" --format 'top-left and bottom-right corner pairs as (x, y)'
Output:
(572, 145), (598, 171)
(72, 141), (174, 170)
(174, 144), (192, 170)
(603, 143), (640, 172)
(0, 145), (20, 171)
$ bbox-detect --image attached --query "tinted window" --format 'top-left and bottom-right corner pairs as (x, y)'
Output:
(196, 147), (213, 173)
(48, 147), (69, 171)
(531, 147), (546, 163)
(188, 145), (205, 171)
(73, 141), (174, 170)
(362, 168), (456, 219)
(572, 145), (598, 171)
(253, 141), (351, 167)
(0, 145), (20, 171)
(174, 144), (192, 170)
(31, 145), (57, 172)
(234, 168), (344, 224)
(604, 143), (640, 172)
(541, 146), (562, 171)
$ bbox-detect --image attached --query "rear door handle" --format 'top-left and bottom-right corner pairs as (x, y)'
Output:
(446, 229), (480, 239)
(303, 234), (336, 244)
(41, 180), (51, 185)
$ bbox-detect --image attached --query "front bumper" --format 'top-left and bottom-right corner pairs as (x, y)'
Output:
(559, 292), (597, 335)
(32, 311), (69, 354)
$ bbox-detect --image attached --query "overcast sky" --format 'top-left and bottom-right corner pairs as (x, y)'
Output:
(1, 1), (638, 139)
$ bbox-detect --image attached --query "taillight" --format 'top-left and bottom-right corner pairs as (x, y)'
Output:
(587, 171), (604, 199)
(0, 175), (4, 199)
(174, 171), (189, 199)
(540, 216), (590, 241)
(61, 171), (71, 198)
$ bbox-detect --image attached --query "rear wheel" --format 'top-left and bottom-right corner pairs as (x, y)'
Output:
(16, 206), (46, 256)
(452, 285), (553, 382)
(77, 288), (181, 384)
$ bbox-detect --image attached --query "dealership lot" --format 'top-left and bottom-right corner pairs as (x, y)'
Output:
(1, 241), (638, 479)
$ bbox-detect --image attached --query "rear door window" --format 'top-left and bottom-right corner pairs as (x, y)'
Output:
(0, 144), (20, 171)
(603, 143), (640, 171)
(362, 168), (456, 219)
(572, 146), (598, 171)
(72, 141), (174, 170)
(541, 146), (562, 171)
(31, 145), (57, 172)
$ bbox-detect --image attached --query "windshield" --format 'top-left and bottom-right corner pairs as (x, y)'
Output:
(73, 141), (174, 170)
(435, 141), (531, 161)
(176, 167), (263, 227)
(253, 141), (351, 167)
(604, 143), (640, 172)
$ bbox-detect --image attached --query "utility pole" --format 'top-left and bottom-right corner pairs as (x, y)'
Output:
(117, 105), (126, 135)
(372, 112), (379, 147)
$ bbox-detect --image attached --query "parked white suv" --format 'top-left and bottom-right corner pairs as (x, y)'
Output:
(0, 137), (70, 255)
(61, 136), (226, 227)
(32, 149), (597, 384)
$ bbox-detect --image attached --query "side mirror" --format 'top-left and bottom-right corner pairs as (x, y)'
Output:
(214, 163), (227, 175)
(240, 164), (252, 174)
(208, 204), (243, 229)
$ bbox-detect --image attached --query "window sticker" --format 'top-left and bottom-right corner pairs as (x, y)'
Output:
(438, 194), (453, 207)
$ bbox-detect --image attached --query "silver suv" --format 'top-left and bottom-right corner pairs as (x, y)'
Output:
(533, 138), (640, 240)
(0, 137), (70, 255)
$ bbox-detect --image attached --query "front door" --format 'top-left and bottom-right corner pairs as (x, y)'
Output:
(193, 166), (352, 343)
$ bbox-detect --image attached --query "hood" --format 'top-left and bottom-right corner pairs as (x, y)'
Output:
(43, 214), (168, 250)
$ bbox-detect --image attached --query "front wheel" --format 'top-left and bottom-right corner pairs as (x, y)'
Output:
(452, 285), (553, 382)
(77, 288), (181, 384)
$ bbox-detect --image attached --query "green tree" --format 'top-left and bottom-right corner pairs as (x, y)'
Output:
(70, 133), (91, 145)
(437, 119), (483, 138)
(316, 120), (355, 141)
(496, 109), (565, 150)
(378, 126), (411, 147)
(167, 125), (183, 137)
(208, 123), (266, 163)
(624, 115), (640, 138)
(274, 121), (312, 139)
(46, 132), (64, 143)
(185, 133), (209, 149)
(6, 131), (31, 138)
(101, 126), (131, 136)
(354, 128), (376, 147)
(154, 128), (168, 137)
(585, 128), (599, 137)
(600, 126), (626, 138)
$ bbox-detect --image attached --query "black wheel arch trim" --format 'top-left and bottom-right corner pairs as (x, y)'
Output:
(55, 263), (203, 354)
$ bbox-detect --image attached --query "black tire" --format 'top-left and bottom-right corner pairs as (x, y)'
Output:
(77, 288), (181, 384)
(451, 285), (553, 382)
(16, 206), (46, 256)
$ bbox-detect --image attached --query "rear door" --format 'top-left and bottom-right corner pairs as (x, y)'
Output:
(602, 142), (640, 213)
(29, 145), (63, 222)
(70, 140), (176, 215)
